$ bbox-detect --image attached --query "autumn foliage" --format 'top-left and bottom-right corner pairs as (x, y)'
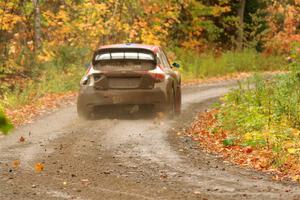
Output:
(1, 0), (299, 77)
(263, 1), (300, 54)
(188, 44), (300, 182)
(0, 0), (299, 132)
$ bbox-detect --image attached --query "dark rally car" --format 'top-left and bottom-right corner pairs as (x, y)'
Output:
(77, 43), (181, 119)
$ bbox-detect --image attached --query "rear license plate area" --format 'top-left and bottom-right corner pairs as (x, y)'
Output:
(108, 78), (141, 89)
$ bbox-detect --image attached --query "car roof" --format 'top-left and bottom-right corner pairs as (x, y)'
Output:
(98, 43), (160, 54)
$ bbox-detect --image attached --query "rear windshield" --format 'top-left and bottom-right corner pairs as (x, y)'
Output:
(92, 50), (156, 71)
(94, 52), (155, 61)
(93, 60), (155, 71)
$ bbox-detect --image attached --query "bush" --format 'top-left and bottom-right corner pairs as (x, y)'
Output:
(173, 48), (287, 79)
(0, 46), (90, 109)
(214, 43), (300, 168)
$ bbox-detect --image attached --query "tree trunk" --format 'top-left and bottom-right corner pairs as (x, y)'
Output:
(98, 0), (124, 46)
(32, 0), (41, 50)
(237, 0), (246, 50)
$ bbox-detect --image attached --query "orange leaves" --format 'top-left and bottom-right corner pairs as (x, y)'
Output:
(19, 136), (25, 143)
(0, 1), (24, 31)
(181, 39), (204, 51)
(12, 160), (21, 169)
(187, 109), (300, 182)
(5, 92), (76, 127)
(264, 2), (300, 54)
(244, 146), (253, 154)
(212, 6), (231, 17)
(35, 163), (44, 172)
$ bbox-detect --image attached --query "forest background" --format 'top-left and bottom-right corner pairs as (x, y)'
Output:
(0, 0), (300, 131)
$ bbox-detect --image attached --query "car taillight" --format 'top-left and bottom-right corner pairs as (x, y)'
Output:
(148, 66), (165, 82)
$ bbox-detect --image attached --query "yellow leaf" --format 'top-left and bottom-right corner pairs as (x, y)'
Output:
(12, 160), (20, 169)
(288, 148), (296, 154)
(292, 175), (300, 182)
(244, 132), (253, 141)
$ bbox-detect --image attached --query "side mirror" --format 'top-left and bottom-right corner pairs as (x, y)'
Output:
(172, 62), (180, 68)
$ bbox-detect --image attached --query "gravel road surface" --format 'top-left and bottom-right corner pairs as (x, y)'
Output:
(1, 81), (300, 200)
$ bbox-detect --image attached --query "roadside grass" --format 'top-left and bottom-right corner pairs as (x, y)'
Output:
(0, 46), (89, 110)
(191, 55), (300, 181)
(0, 66), (84, 109)
(174, 48), (287, 80)
(0, 110), (13, 134)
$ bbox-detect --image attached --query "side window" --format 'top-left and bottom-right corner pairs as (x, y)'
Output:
(160, 49), (172, 69)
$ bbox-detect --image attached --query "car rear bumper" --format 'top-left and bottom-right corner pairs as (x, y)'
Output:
(77, 86), (167, 108)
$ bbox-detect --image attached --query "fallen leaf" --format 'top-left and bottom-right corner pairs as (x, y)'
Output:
(35, 163), (44, 172)
(193, 191), (201, 195)
(244, 147), (253, 154)
(160, 174), (168, 179)
(292, 175), (300, 182)
(19, 136), (25, 142)
(12, 160), (20, 168)
(81, 179), (89, 186)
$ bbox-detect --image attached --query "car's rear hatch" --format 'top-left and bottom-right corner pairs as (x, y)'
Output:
(91, 48), (161, 90)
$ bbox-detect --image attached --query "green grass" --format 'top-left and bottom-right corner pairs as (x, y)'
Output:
(212, 65), (300, 170)
(0, 66), (84, 109)
(188, 44), (300, 173)
(216, 44), (300, 149)
(174, 48), (287, 80)
(0, 46), (89, 110)
(0, 110), (13, 134)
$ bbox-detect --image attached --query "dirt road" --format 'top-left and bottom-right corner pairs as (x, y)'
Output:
(1, 81), (300, 200)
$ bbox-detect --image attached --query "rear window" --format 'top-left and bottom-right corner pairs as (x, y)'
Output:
(93, 60), (155, 71)
(94, 52), (155, 61)
(92, 50), (156, 71)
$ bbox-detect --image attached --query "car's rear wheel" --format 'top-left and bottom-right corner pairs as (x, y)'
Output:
(167, 88), (176, 118)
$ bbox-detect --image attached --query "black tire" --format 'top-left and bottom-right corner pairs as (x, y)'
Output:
(167, 88), (176, 118)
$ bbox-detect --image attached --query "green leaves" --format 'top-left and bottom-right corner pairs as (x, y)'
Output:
(215, 45), (300, 177)
(0, 111), (13, 135)
(223, 138), (234, 146)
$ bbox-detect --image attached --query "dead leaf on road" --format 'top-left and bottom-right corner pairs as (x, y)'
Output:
(12, 160), (20, 168)
(19, 136), (25, 142)
(81, 179), (89, 186)
(35, 163), (44, 172)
